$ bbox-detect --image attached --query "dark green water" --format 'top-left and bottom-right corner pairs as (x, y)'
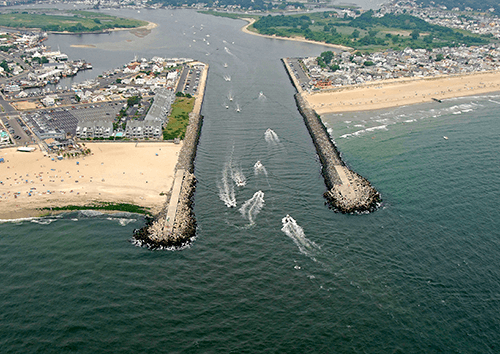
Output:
(1, 8), (500, 353)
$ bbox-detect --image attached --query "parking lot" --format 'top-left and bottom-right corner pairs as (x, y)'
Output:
(288, 58), (311, 91)
(23, 103), (122, 138)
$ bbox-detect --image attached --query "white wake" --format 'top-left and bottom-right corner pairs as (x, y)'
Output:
(253, 160), (268, 177)
(264, 128), (280, 145)
(218, 162), (237, 208)
(231, 163), (246, 187)
(281, 215), (321, 259)
(239, 191), (265, 224)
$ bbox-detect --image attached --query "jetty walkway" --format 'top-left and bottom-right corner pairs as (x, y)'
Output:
(284, 58), (380, 213)
(133, 63), (208, 249)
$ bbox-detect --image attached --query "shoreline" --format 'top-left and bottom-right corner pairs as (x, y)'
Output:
(0, 141), (182, 220)
(240, 18), (352, 51)
(1, 20), (156, 36)
(304, 70), (500, 114)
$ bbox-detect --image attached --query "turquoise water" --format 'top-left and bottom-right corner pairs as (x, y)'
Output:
(1, 8), (500, 353)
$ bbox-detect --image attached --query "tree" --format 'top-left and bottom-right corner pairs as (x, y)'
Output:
(127, 95), (141, 107)
(411, 29), (420, 40)
(351, 29), (360, 38)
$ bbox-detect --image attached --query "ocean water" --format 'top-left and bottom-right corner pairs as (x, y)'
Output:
(1, 7), (500, 353)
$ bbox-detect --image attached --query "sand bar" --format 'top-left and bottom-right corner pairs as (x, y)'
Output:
(241, 18), (352, 51)
(0, 142), (182, 220)
(304, 70), (500, 114)
(70, 44), (96, 48)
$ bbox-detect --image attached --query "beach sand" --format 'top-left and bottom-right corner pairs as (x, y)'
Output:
(304, 71), (500, 114)
(0, 142), (182, 219)
(241, 18), (352, 51)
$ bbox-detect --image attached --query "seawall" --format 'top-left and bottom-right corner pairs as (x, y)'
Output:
(283, 58), (380, 213)
(133, 64), (208, 249)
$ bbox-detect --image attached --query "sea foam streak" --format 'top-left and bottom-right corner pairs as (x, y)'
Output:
(264, 128), (280, 145)
(218, 162), (237, 208)
(239, 191), (265, 224)
(281, 215), (321, 260)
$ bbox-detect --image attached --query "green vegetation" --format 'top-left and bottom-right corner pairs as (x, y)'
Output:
(0, 60), (11, 73)
(32, 56), (49, 64)
(251, 10), (491, 51)
(0, 10), (147, 33)
(162, 97), (195, 140)
(42, 202), (152, 215)
(127, 95), (142, 107)
(198, 10), (256, 19)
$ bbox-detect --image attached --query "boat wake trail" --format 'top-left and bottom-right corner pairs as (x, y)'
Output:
(264, 128), (280, 145)
(231, 163), (246, 187)
(239, 191), (265, 225)
(218, 162), (237, 208)
(254, 160), (268, 177)
(281, 215), (321, 261)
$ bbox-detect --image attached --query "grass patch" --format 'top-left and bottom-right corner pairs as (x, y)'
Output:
(198, 10), (260, 20)
(162, 97), (195, 140)
(0, 9), (147, 32)
(42, 202), (151, 215)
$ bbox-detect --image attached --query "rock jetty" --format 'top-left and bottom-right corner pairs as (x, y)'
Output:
(287, 62), (380, 213)
(133, 111), (203, 249)
(133, 64), (208, 249)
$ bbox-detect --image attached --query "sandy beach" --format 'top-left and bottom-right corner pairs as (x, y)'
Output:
(304, 70), (500, 114)
(241, 18), (352, 51)
(0, 142), (182, 220)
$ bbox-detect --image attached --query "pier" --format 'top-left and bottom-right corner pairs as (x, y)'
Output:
(284, 58), (380, 213)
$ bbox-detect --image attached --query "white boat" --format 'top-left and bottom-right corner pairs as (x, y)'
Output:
(232, 171), (246, 187)
(228, 93), (233, 101)
(224, 75), (231, 82)
(225, 104), (229, 109)
(236, 104), (241, 112)
(443, 136), (448, 140)
(224, 63), (228, 68)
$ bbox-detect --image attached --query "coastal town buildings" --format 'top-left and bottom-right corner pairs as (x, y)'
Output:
(301, 44), (500, 90)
